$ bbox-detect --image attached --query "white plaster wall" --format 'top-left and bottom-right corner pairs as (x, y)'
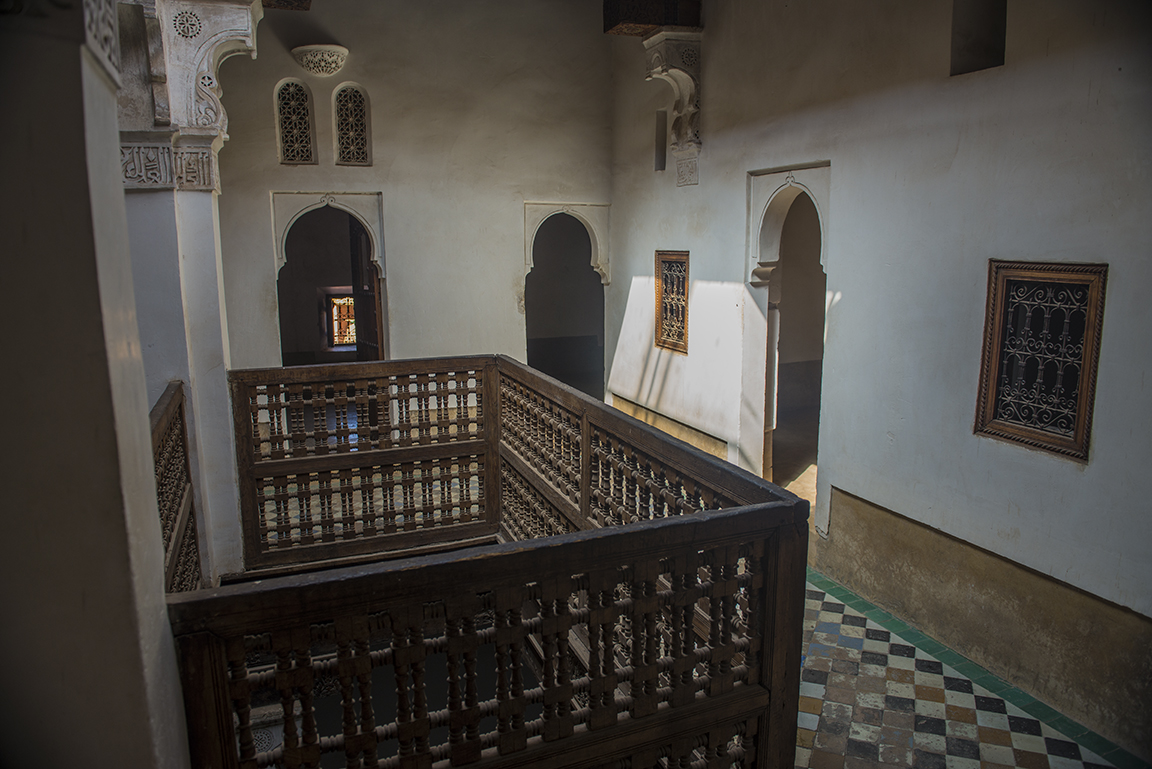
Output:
(126, 191), (191, 405)
(216, 0), (612, 369)
(605, 0), (1152, 615)
(607, 277), (746, 455)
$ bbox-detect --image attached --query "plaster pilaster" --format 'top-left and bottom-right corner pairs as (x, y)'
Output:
(118, 0), (262, 578)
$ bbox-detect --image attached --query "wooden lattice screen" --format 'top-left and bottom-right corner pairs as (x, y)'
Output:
(150, 381), (203, 592)
(229, 359), (500, 571)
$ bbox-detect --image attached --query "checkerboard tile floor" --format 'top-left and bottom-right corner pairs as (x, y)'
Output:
(797, 571), (1148, 769)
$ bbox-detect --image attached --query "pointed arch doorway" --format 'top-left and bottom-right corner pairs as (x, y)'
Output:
(763, 192), (825, 499)
(525, 213), (605, 398)
(277, 205), (385, 366)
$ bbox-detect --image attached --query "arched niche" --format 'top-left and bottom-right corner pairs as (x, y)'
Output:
(525, 213), (605, 399)
(747, 164), (830, 286)
(524, 202), (610, 285)
(272, 192), (385, 276)
(277, 205), (384, 366)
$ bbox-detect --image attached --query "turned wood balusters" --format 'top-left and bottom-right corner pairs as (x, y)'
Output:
(186, 355), (809, 769)
(230, 360), (499, 571)
(170, 506), (806, 769)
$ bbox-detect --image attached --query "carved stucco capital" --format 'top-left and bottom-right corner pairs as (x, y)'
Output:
(644, 29), (701, 186)
(159, 0), (263, 138)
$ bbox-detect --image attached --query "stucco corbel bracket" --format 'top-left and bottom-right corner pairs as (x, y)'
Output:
(162, 0), (263, 139)
(644, 28), (701, 187)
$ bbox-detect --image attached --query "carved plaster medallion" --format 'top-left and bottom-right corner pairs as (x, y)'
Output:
(172, 10), (201, 38)
(292, 45), (349, 77)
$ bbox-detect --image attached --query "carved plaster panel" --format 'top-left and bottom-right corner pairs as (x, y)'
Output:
(524, 203), (611, 285)
(161, 0), (263, 136)
(746, 163), (830, 286)
(121, 142), (217, 190)
(644, 29), (701, 187)
(271, 192), (385, 275)
(85, 0), (122, 85)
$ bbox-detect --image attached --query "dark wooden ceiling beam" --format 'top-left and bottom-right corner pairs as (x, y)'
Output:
(603, 0), (702, 36)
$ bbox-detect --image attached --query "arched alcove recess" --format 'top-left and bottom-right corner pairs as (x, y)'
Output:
(272, 192), (389, 361)
(757, 190), (826, 502)
(524, 202), (610, 284)
(277, 205), (385, 366)
(525, 213), (605, 399)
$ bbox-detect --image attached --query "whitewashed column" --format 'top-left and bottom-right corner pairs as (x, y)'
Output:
(120, 0), (263, 578)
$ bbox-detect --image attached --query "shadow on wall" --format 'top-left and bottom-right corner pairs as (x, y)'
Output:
(703, 1), (1124, 136)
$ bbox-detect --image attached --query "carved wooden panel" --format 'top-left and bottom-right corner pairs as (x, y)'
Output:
(277, 81), (315, 164)
(975, 261), (1107, 461)
(499, 375), (582, 508)
(500, 458), (578, 541)
(335, 85), (371, 166)
(587, 425), (740, 527)
(655, 251), (689, 353)
(150, 381), (203, 592)
(231, 361), (495, 569)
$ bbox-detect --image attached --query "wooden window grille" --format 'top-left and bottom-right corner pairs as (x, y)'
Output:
(655, 250), (689, 353)
(330, 295), (356, 346)
(277, 81), (315, 164)
(335, 85), (371, 166)
(975, 260), (1107, 461)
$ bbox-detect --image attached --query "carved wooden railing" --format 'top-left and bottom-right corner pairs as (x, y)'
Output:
(497, 358), (768, 538)
(229, 359), (500, 572)
(189, 356), (808, 769)
(170, 504), (806, 769)
(230, 356), (786, 572)
(151, 380), (204, 593)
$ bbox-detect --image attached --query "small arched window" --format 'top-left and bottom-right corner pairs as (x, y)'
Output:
(276, 80), (315, 164)
(334, 84), (371, 166)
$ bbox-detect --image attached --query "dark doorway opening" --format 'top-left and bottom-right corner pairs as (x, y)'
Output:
(525, 214), (605, 399)
(278, 205), (385, 366)
(768, 193), (825, 497)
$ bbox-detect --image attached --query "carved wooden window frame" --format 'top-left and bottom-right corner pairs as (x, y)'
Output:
(655, 250), (689, 354)
(334, 84), (371, 166)
(276, 80), (317, 165)
(975, 260), (1107, 461)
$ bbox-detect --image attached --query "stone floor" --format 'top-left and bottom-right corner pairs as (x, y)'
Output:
(797, 570), (1148, 769)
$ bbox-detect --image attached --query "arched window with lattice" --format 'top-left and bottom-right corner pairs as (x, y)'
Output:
(276, 80), (316, 164)
(334, 84), (371, 166)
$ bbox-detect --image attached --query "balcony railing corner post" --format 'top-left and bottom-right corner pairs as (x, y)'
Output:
(485, 358), (502, 527)
(176, 631), (240, 769)
(758, 521), (808, 769)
